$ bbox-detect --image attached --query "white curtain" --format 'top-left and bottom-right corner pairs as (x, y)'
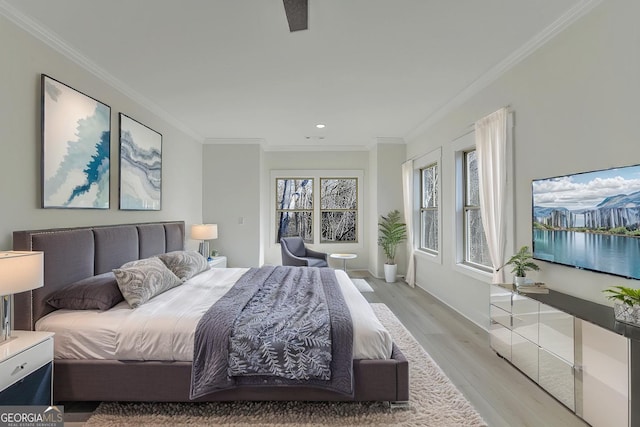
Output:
(401, 160), (416, 287)
(476, 107), (508, 284)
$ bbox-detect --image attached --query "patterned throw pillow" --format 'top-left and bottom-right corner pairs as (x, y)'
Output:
(113, 257), (183, 308)
(158, 250), (209, 281)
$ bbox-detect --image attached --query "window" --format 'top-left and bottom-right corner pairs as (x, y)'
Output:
(320, 178), (357, 243)
(414, 148), (441, 263)
(453, 112), (513, 280)
(420, 164), (438, 253)
(272, 171), (363, 245)
(463, 150), (491, 270)
(276, 178), (313, 243)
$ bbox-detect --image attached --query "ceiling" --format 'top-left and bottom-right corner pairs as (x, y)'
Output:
(2, 0), (594, 149)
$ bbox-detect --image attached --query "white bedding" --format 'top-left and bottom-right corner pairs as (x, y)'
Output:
(36, 268), (392, 361)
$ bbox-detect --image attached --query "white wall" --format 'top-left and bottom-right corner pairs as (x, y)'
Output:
(406, 0), (640, 328)
(0, 15), (203, 251)
(202, 144), (262, 267)
(202, 144), (405, 273)
(261, 150), (371, 269)
(368, 145), (380, 276)
(371, 141), (406, 278)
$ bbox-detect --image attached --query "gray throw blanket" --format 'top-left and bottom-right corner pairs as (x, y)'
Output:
(190, 266), (353, 399)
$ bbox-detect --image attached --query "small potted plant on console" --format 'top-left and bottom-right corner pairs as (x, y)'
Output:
(505, 245), (540, 287)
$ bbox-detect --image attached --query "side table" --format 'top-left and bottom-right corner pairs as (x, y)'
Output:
(0, 330), (54, 405)
(330, 253), (357, 271)
(208, 256), (227, 268)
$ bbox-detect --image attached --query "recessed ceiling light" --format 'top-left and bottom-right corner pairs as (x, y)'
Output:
(316, 124), (325, 129)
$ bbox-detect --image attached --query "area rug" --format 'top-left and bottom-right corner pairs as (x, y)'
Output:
(351, 278), (374, 292)
(86, 304), (486, 427)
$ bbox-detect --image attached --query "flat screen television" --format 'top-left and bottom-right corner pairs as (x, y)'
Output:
(532, 164), (640, 280)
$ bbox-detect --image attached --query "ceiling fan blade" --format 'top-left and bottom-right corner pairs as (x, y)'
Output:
(283, 0), (308, 32)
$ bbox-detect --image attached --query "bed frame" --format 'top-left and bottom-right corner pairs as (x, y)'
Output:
(12, 221), (409, 403)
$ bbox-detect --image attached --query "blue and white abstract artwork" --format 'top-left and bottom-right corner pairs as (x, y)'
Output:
(119, 114), (162, 210)
(42, 75), (111, 208)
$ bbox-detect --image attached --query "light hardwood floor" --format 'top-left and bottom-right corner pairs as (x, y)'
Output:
(63, 272), (587, 426)
(355, 271), (587, 427)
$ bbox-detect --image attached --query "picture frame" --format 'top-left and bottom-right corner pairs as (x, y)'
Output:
(119, 113), (162, 210)
(41, 74), (111, 209)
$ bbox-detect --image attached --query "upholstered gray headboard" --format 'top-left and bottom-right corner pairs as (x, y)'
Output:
(12, 221), (185, 331)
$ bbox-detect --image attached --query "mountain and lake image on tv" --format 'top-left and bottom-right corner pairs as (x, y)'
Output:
(532, 164), (640, 280)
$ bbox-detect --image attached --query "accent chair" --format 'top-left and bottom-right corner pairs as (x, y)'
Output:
(280, 236), (328, 267)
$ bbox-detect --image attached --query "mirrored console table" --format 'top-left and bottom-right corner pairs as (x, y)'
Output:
(490, 284), (636, 427)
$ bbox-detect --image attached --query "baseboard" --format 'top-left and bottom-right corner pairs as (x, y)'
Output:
(414, 281), (488, 333)
(366, 269), (381, 280)
(365, 269), (407, 281)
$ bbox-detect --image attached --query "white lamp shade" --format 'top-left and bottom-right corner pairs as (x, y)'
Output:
(0, 251), (44, 295)
(191, 224), (218, 240)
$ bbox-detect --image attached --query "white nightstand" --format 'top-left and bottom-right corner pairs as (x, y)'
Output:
(0, 331), (54, 405)
(208, 256), (227, 268)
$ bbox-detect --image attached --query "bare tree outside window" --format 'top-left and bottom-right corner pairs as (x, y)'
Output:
(320, 178), (357, 243)
(276, 178), (313, 243)
(420, 163), (438, 253)
(464, 150), (491, 268)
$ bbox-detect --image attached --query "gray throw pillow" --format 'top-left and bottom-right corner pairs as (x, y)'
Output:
(158, 250), (209, 281)
(113, 257), (183, 308)
(47, 272), (124, 311)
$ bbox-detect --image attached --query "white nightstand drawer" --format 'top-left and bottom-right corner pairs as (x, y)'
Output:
(0, 337), (53, 391)
(208, 256), (227, 268)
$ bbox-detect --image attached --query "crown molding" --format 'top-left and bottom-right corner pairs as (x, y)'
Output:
(203, 138), (265, 146)
(0, 0), (203, 142)
(375, 137), (405, 145)
(203, 138), (370, 152)
(263, 144), (370, 152)
(405, 0), (604, 141)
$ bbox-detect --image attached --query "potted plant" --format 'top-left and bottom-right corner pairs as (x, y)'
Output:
(378, 210), (407, 283)
(603, 286), (640, 325)
(505, 246), (540, 286)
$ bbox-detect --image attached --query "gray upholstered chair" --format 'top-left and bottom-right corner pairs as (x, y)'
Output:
(280, 237), (328, 267)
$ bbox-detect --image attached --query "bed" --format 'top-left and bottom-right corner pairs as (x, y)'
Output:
(12, 221), (409, 403)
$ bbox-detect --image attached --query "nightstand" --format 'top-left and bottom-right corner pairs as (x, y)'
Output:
(208, 256), (227, 268)
(0, 331), (54, 405)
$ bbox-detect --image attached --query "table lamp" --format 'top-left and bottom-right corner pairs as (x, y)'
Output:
(0, 251), (44, 343)
(191, 224), (218, 259)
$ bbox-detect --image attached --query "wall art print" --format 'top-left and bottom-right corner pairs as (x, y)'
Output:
(41, 74), (111, 209)
(119, 113), (162, 210)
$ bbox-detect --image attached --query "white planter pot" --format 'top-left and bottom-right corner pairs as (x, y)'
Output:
(384, 264), (397, 283)
(514, 276), (526, 286)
